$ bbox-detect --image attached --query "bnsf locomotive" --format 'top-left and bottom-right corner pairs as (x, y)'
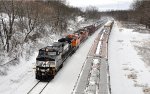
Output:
(35, 22), (105, 80)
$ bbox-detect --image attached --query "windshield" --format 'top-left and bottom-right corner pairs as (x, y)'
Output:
(39, 50), (45, 55)
(47, 52), (57, 55)
(36, 57), (55, 61)
(37, 50), (57, 61)
(39, 50), (57, 56)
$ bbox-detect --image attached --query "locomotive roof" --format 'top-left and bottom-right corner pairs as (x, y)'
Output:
(58, 37), (72, 43)
(39, 42), (68, 51)
(52, 42), (64, 47)
(104, 21), (113, 27)
(36, 55), (57, 60)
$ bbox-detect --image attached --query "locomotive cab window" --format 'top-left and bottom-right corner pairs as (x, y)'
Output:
(39, 50), (45, 55)
(47, 51), (57, 55)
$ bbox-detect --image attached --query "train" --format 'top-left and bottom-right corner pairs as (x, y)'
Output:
(35, 20), (106, 80)
(104, 20), (114, 31)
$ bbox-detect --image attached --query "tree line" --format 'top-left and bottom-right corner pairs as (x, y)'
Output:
(132, 0), (150, 28)
(0, 0), (82, 53)
(0, 0), (100, 63)
(101, 0), (150, 28)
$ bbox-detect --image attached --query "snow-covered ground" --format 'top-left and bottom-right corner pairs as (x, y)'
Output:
(2, 18), (150, 94)
(108, 21), (150, 94)
(41, 26), (102, 94)
(0, 24), (102, 94)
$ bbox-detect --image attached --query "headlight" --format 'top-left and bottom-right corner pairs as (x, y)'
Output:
(50, 61), (55, 67)
(36, 60), (43, 66)
(36, 60), (55, 67)
(40, 69), (45, 72)
(44, 61), (50, 67)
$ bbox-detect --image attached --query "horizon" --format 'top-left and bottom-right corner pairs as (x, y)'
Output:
(66, 0), (134, 11)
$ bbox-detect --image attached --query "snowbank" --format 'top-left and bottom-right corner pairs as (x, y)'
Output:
(108, 21), (150, 94)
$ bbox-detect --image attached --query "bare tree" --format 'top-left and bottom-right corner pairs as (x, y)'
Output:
(0, 0), (83, 53)
(133, 0), (150, 28)
(0, 0), (16, 52)
(85, 6), (100, 19)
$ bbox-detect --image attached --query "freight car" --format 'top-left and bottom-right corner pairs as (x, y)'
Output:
(104, 20), (114, 32)
(79, 30), (88, 42)
(95, 19), (107, 30)
(84, 25), (96, 36)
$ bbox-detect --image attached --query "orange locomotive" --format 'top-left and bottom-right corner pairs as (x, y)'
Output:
(67, 34), (80, 48)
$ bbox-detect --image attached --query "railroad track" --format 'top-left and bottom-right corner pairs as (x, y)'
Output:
(27, 81), (49, 94)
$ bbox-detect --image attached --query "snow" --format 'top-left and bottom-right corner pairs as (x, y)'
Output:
(1, 12), (103, 94)
(76, 16), (85, 23)
(96, 31), (104, 55)
(0, 23), (102, 94)
(84, 59), (100, 94)
(108, 21), (150, 94)
(96, 41), (101, 55)
(42, 26), (102, 94)
(1, 17), (150, 94)
(0, 13), (9, 21)
(0, 52), (38, 94)
(67, 16), (95, 34)
(29, 82), (48, 94)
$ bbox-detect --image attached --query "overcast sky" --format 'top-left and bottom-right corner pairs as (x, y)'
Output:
(66, 0), (134, 11)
